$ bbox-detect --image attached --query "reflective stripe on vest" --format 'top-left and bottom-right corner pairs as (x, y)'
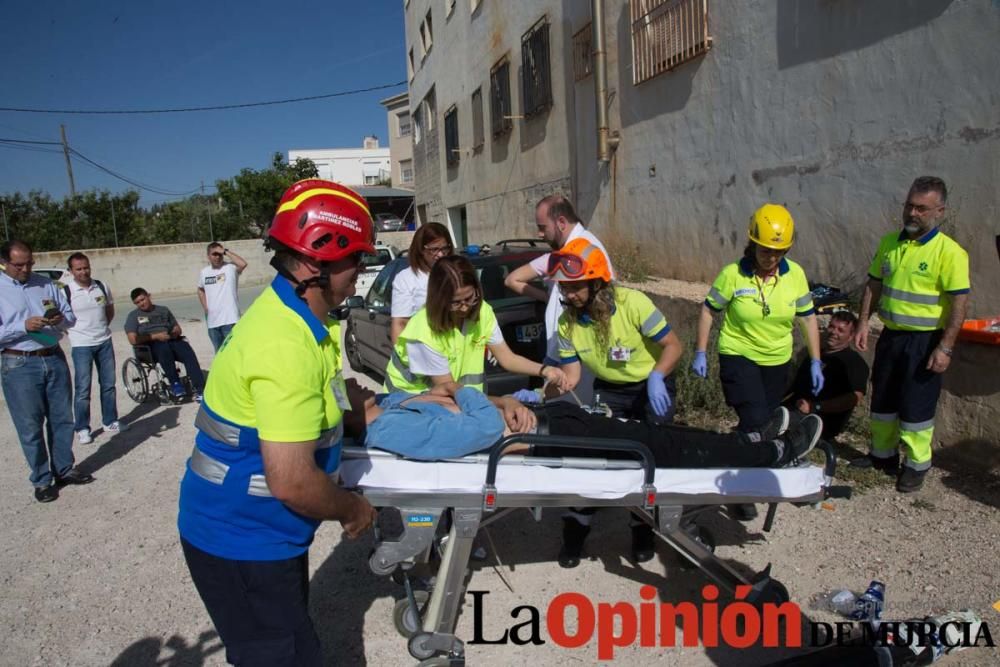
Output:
(882, 286), (941, 306)
(195, 405), (342, 450)
(640, 312), (666, 337)
(191, 446), (342, 497)
(708, 286), (729, 307)
(878, 309), (939, 329)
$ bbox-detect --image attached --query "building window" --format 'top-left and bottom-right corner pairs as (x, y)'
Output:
(630, 0), (712, 85)
(489, 57), (512, 137)
(420, 10), (434, 59)
(521, 17), (552, 117)
(407, 48), (415, 81)
(413, 105), (423, 145)
(422, 88), (436, 134)
(400, 159), (414, 184)
(444, 105), (460, 166)
(573, 23), (593, 81)
(397, 111), (411, 137)
(446, 0), (456, 18)
(470, 87), (484, 150)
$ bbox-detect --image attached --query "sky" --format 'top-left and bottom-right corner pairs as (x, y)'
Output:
(0, 1), (407, 206)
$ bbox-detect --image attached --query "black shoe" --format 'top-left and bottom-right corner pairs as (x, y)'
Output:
(558, 518), (590, 569)
(897, 467), (928, 493)
(727, 504), (758, 521)
(34, 485), (58, 503)
(56, 468), (94, 486)
(851, 453), (900, 476)
(631, 524), (656, 563)
(758, 407), (791, 442)
(777, 413), (822, 466)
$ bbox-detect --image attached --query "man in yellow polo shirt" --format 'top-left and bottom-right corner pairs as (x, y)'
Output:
(854, 176), (970, 493)
(178, 179), (378, 666)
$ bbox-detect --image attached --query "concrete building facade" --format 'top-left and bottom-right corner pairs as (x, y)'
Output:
(380, 92), (415, 190)
(288, 139), (391, 187)
(404, 0), (1000, 315)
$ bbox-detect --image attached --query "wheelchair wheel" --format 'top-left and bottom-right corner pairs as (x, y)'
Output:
(121, 358), (149, 403)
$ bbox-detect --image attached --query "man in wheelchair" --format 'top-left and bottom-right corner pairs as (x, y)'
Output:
(124, 288), (206, 401)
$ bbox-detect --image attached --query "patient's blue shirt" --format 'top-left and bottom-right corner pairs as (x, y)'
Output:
(365, 388), (505, 460)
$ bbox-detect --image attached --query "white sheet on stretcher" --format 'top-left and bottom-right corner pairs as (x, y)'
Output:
(339, 458), (826, 501)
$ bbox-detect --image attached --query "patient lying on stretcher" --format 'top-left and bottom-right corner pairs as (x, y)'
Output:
(352, 385), (822, 469)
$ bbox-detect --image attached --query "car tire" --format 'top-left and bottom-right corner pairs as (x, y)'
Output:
(345, 322), (366, 373)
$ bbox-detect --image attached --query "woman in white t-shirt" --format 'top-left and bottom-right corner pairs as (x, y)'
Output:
(391, 222), (454, 343)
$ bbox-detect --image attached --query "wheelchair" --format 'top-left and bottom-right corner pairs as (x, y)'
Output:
(121, 345), (194, 405)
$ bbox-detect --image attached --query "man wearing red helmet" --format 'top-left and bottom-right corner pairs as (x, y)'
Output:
(178, 179), (378, 666)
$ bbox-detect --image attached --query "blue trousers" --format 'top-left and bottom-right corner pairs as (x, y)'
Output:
(181, 539), (322, 667)
(150, 339), (205, 391)
(1, 351), (76, 487)
(71, 339), (119, 431)
(207, 323), (235, 352)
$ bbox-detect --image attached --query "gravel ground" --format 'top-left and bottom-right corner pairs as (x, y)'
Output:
(2, 296), (998, 666)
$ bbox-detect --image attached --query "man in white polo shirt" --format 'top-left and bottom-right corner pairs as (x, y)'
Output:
(504, 194), (614, 402)
(197, 242), (248, 351)
(64, 252), (125, 445)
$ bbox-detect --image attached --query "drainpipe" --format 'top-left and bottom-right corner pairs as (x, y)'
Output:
(592, 0), (619, 163)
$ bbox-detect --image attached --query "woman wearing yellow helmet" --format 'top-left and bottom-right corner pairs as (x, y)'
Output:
(692, 204), (823, 518)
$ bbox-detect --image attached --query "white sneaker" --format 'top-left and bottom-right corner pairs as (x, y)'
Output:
(103, 421), (128, 433)
(77, 429), (93, 445)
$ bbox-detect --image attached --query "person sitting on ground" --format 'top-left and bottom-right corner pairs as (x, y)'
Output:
(124, 288), (206, 401)
(784, 310), (870, 442)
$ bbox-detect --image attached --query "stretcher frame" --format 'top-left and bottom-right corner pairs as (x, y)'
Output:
(343, 433), (848, 666)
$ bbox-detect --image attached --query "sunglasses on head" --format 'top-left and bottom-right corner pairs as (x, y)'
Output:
(210, 252), (224, 258)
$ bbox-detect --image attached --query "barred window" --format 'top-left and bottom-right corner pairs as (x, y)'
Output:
(471, 87), (484, 150)
(489, 57), (512, 137)
(573, 23), (593, 81)
(444, 105), (460, 165)
(521, 17), (552, 117)
(400, 159), (414, 184)
(630, 0), (712, 85)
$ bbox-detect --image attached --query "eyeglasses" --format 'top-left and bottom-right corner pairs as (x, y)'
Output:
(546, 252), (586, 279)
(423, 244), (453, 256)
(7, 260), (34, 269)
(210, 252), (224, 258)
(449, 293), (480, 311)
(903, 202), (942, 214)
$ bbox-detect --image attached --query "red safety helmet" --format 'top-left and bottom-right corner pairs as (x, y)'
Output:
(546, 238), (612, 283)
(268, 179), (375, 262)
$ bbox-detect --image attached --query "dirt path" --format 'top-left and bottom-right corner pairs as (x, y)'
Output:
(1, 315), (997, 665)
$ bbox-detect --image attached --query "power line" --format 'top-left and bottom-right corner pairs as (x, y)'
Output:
(69, 147), (204, 196)
(0, 140), (64, 155)
(0, 137), (62, 145)
(0, 81), (406, 115)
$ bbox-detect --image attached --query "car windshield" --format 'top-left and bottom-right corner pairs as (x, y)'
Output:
(362, 249), (393, 268)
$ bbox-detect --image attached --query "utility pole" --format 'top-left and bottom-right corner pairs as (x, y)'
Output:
(202, 180), (214, 241)
(110, 198), (119, 247)
(1, 202), (9, 241)
(60, 124), (76, 197)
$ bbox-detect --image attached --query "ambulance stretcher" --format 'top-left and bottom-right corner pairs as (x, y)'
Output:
(339, 433), (850, 666)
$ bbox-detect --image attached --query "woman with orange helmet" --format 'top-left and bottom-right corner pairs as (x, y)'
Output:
(516, 238), (683, 566)
(692, 204), (823, 520)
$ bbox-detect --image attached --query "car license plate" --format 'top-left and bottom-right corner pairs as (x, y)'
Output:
(515, 323), (542, 343)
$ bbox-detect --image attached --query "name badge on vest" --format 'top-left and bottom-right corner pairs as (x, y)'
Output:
(609, 345), (631, 362)
(330, 373), (352, 411)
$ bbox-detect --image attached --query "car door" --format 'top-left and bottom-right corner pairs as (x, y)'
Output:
(357, 259), (404, 378)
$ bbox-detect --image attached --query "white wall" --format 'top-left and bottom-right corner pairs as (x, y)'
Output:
(288, 148), (391, 186)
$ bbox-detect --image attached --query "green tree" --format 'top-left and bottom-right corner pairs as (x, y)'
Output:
(215, 152), (319, 237)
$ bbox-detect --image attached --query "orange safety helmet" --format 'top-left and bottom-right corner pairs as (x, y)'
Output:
(546, 238), (613, 283)
(748, 203), (795, 250)
(268, 179), (375, 261)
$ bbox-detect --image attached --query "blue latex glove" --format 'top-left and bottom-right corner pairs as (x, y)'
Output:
(691, 350), (708, 378)
(810, 359), (825, 396)
(512, 388), (541, 404)
(647, 370), (671, 417)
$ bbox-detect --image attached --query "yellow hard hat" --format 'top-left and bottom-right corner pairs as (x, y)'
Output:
(748, 204), (795, 250)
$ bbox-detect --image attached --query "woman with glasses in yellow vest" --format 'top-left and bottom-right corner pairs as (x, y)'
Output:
(515, 238), (684, 566)
(384, 254), (568, 429)
(692, 204), (823, 519)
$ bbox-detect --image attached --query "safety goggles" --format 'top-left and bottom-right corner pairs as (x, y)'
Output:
(546, 252), (586, 279)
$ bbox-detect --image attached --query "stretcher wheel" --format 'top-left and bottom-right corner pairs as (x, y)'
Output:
(408, 632), (438, 660)
(369, 550), (396, 576)
(418, 658), (458, 667)
(393, 590), (430, 638)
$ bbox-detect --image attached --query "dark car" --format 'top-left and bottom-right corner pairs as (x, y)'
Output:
(344, 245), (548, 396)
(373, 212), (406, 232)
